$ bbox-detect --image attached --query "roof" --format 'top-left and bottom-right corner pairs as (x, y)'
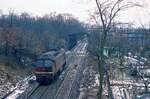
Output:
(43, 51), (59, 56)
(37, 50), (61, 60)
(38, 52), (56, 59)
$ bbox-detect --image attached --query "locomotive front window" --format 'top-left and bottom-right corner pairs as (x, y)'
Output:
(35, 59), (53, 72)
(45, 60), (53, 72)
(45, 60), (53, 67)
(36, 60), (44, 66)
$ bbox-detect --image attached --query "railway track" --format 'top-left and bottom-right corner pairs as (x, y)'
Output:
(54, 43), (87, 99)
(54, 66), (77, 99)
(17, 82), (40, 99)
(25, 85), (48, 99)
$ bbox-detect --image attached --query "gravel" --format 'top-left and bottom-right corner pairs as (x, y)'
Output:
(77, 57), (99, 99)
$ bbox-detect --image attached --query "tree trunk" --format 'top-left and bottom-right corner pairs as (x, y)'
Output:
(97, 57), (104, 99)
(105, 68), (114, 99)
(97, 31), (107, 99)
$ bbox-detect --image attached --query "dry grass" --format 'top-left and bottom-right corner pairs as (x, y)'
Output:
(0, 57), (31, 85)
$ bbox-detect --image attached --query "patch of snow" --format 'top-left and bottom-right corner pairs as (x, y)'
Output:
(5, 75), (35, 99)
(95, 74), (99, 86)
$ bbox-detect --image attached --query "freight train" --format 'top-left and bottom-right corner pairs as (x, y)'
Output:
(34, 49), (66, 84)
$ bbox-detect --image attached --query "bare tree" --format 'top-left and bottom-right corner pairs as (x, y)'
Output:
(93, 0), (141, 98)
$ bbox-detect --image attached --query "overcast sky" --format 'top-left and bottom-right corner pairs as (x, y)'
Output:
(0, 0), (150, 26)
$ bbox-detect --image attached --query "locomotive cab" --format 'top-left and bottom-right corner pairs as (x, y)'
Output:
(35, 59), (54, 84)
